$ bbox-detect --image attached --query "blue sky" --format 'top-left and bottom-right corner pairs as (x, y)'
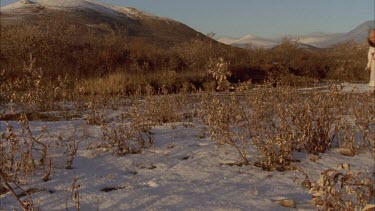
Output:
(1, 0), (374, 38)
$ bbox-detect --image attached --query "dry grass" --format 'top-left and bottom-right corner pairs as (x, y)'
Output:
(200, 80), (374, 209)
(309, 165), (374, 210)
(100, 103), (154, 156)
(0, 113), (49, 209)
(201, 79), (374, 170)
(1, 79), (374, 210)
(75, 69), (209, 96)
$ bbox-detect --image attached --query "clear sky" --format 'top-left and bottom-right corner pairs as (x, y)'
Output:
(1, 0), (374, 38)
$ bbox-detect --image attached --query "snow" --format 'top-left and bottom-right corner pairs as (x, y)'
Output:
(37, 0), (88, 7)
(219, 34), (279, 49)
(339, 82), (375, 93)
(217, 37), (239, 45)
(1, 0), (173, 22)
(1, 0), (38, 10)
(0, 83), (373, 210)
(0, 121), (316, 210)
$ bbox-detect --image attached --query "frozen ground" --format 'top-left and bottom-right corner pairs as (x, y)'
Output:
(0, 83), (374, 210)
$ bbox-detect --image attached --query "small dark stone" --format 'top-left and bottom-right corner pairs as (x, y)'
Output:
(101, 187), (118, 192)
(147, 165), (157, 170)
(0, 185), (9, 195)
(182, 155), (190, 160)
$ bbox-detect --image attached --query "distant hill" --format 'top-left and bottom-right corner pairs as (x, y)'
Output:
(218, 20), (374, 49)
(0, 0), (212, 47)
(220, 34), (279, 49)
(331, 20), (374, 45)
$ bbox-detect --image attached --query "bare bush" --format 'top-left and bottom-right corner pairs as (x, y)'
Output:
(143, 85), (198, 125)
(1, 55), (69, 112)
(207, 57), (232, 91)
(100, 104), (153, 156)
(0, 114), (49, 210)
(1, 114), (48, 181)
(85, 100), (105, 126)
(352, 94), (375, 159)
(201, 93), (250, 165)
(308, 164), (374, 210)
(57, 127), (87, 170)
(201, 80), (374, 170)
(245, 85), (300, 170)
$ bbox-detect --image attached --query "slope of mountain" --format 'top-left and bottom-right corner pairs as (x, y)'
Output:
(219, 20), (374, 49)
(292, 33), (343, 48)
(333, 20), (374, 44)
(296, 21), (373, 47)
(0, 0), (209, 47)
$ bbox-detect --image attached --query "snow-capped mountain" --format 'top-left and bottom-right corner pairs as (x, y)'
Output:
(0, 0), (209, 47)
(217, 37), (238, 45)
(218, 34), (278, 49)
(219, 20), (374, 49)
(291, 33), (344, 48)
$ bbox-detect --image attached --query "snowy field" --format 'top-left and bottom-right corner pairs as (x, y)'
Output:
(0, 83), (374, 210)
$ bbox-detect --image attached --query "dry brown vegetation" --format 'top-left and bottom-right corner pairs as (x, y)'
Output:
(0, 19), (370, 98)
(0, 19), (374, 211)
(1, 81), (374, 210)
(201, 83), (374, 167)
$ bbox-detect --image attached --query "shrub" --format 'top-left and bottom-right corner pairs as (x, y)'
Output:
(201, 80), (374, 170)
(201, 93), (250, 165)
(308, 165), (374, 210)
(1, 55), (70, 111)
(100, 104), (153, 156)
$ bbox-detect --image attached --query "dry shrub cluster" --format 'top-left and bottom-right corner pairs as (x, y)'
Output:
(0, 19), (370, 99)
(0, 112), (87, 210)
(202, 81), (374, 171)
(85, 100), (105, 126)
(100, 104), (153, 156)
(57, 128), (87, 170)
(201, 93), (250, 165)
(1, 55), (70, 112)
(351, 94), (375, 157)
(0, 114), (49, 181)
(1, 18), (129, 80)
(207, 57), (232, 91)
(98, 88), (199, 156)
(0, 114), (49, 210)
(201, 77), (374, 208)
(295, 164), (374, 211)
(75, 69), (207, 96)
(245, 40), (368, 82)
(142, 85), (199, 125)
(289, 87), (349, 154)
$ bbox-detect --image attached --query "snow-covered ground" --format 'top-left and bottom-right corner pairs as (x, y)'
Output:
(0, 83), (374, 210)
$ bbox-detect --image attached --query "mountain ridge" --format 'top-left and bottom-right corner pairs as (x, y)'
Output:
(219, 20), (374, 49)
(0, 0), (211, 47)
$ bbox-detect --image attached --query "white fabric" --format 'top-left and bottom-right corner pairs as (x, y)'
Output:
(367, 47), (375, 87)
